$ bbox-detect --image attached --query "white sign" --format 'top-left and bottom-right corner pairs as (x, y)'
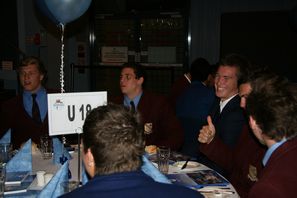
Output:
(47, 92), (107, 136)
(101, 46), (128, 63)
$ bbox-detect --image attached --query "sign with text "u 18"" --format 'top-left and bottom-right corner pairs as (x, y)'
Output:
(47, 91), (107, 136)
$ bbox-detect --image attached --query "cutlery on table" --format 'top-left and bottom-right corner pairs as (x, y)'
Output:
(181, 159), (190, 170)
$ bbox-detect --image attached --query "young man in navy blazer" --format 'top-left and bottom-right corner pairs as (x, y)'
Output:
(198, 54), (248, 175)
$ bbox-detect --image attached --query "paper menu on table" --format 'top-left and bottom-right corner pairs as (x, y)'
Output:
(5, 171), (30, 185)
(187, 170), (229, 187)
(167, 169), (229, 189)
(4, 174), (36, 195)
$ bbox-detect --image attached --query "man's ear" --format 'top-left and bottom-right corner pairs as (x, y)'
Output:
(249, 115), (265, 145)
(249, 116), (257, 130)
(138, 77), (144, 85)
(86, 148), (95, 165)
(40, 74), (44, 82)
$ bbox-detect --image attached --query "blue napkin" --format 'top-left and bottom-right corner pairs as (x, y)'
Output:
(81, 164), (89, 185)
(0, 129), (11, 144)
(52, 137), (72, 165)
(80, 155), (171, 184)
(38, 161), (69, 198)
(6, 139), (32, 173)
(141, 155), (171, 184)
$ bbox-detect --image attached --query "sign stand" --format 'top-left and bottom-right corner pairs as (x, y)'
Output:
(47, 91), (107, 184)
(77, 133), (81, 184)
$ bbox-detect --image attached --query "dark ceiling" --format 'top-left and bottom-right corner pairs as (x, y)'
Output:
(94, 0), (188, 14)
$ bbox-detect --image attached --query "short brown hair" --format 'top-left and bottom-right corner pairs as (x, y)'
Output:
(82, 103), (145, 175)
(246, 74), (297, 141)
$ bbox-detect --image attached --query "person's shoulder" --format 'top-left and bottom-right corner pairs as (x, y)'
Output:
(108, 95), (123, 104)
(226, 94), (241, 104)
(272, 137), (297, 162)
(142, 90), (167, 101)
(248, 180), (282, 198)
(225, 95), (244, 112)
(45, 88), (59, 93)
(171, 75), (190, 88)
(1, 95), (21, 106)
(143, 90), (161, 97)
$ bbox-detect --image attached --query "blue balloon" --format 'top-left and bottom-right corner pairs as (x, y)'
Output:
(35, 0), (59, 25)
(44, 0), (92, 25)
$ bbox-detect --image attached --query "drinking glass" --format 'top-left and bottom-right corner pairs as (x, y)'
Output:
(61, 181), (79, 194)
(0, 163), (5, 197)
(157, 146), (171, 174)
(0, 143), (12, 163)
(40, 136), (53, 159)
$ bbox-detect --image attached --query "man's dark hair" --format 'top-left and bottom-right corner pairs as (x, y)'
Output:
(246, 73), (297, 141)
(190, 58), (211, 82)
(122, 62), (146, 88)
(122, 62), (145, 79)
(220, 53), (251, 85)
(82, 103), (145, 175)
(239, 65), (271, 86)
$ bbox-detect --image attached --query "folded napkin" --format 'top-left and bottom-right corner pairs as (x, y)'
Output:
(80, 155), (171, 185)
(38, 161), (69, 198)
(6, 139), (32, 173)
(141, 155), (171, 184)
(0, 129), (11, 144)
(81, 164), (89, 185)
(53, 137), (72, 165)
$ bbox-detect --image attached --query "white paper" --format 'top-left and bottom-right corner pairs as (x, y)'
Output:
(47, 92), (107, 136)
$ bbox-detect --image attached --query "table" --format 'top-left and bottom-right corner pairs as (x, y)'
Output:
(148, 152), (239, 198)
(4, 150), (81, 197)
(32, 150), (81, 182)
(6, 149), (239, 198)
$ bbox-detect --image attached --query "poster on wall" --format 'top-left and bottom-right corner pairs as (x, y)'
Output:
(47, 91), (107, 136)
(101, 46), (128, 63)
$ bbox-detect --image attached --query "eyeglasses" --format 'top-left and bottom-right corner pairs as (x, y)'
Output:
(120, 74), (136, 81)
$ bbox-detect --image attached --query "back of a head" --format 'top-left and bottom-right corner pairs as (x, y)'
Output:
(246, 73), (297, 141)
(82, 103), (145, 175)
(239, 65), (271, 85)
(190, 58), (211, 82)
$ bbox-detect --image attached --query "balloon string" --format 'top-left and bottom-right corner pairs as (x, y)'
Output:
(60, 23), (65, 93)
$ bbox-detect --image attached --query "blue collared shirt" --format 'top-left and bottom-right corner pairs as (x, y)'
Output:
(124, 92), (143, 111)
(23, 87), (47, 121)
(262, 138), (287, 166)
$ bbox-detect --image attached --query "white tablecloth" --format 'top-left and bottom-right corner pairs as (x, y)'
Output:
(32, 150), (81, 182)
(33, 150), (239, 198)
